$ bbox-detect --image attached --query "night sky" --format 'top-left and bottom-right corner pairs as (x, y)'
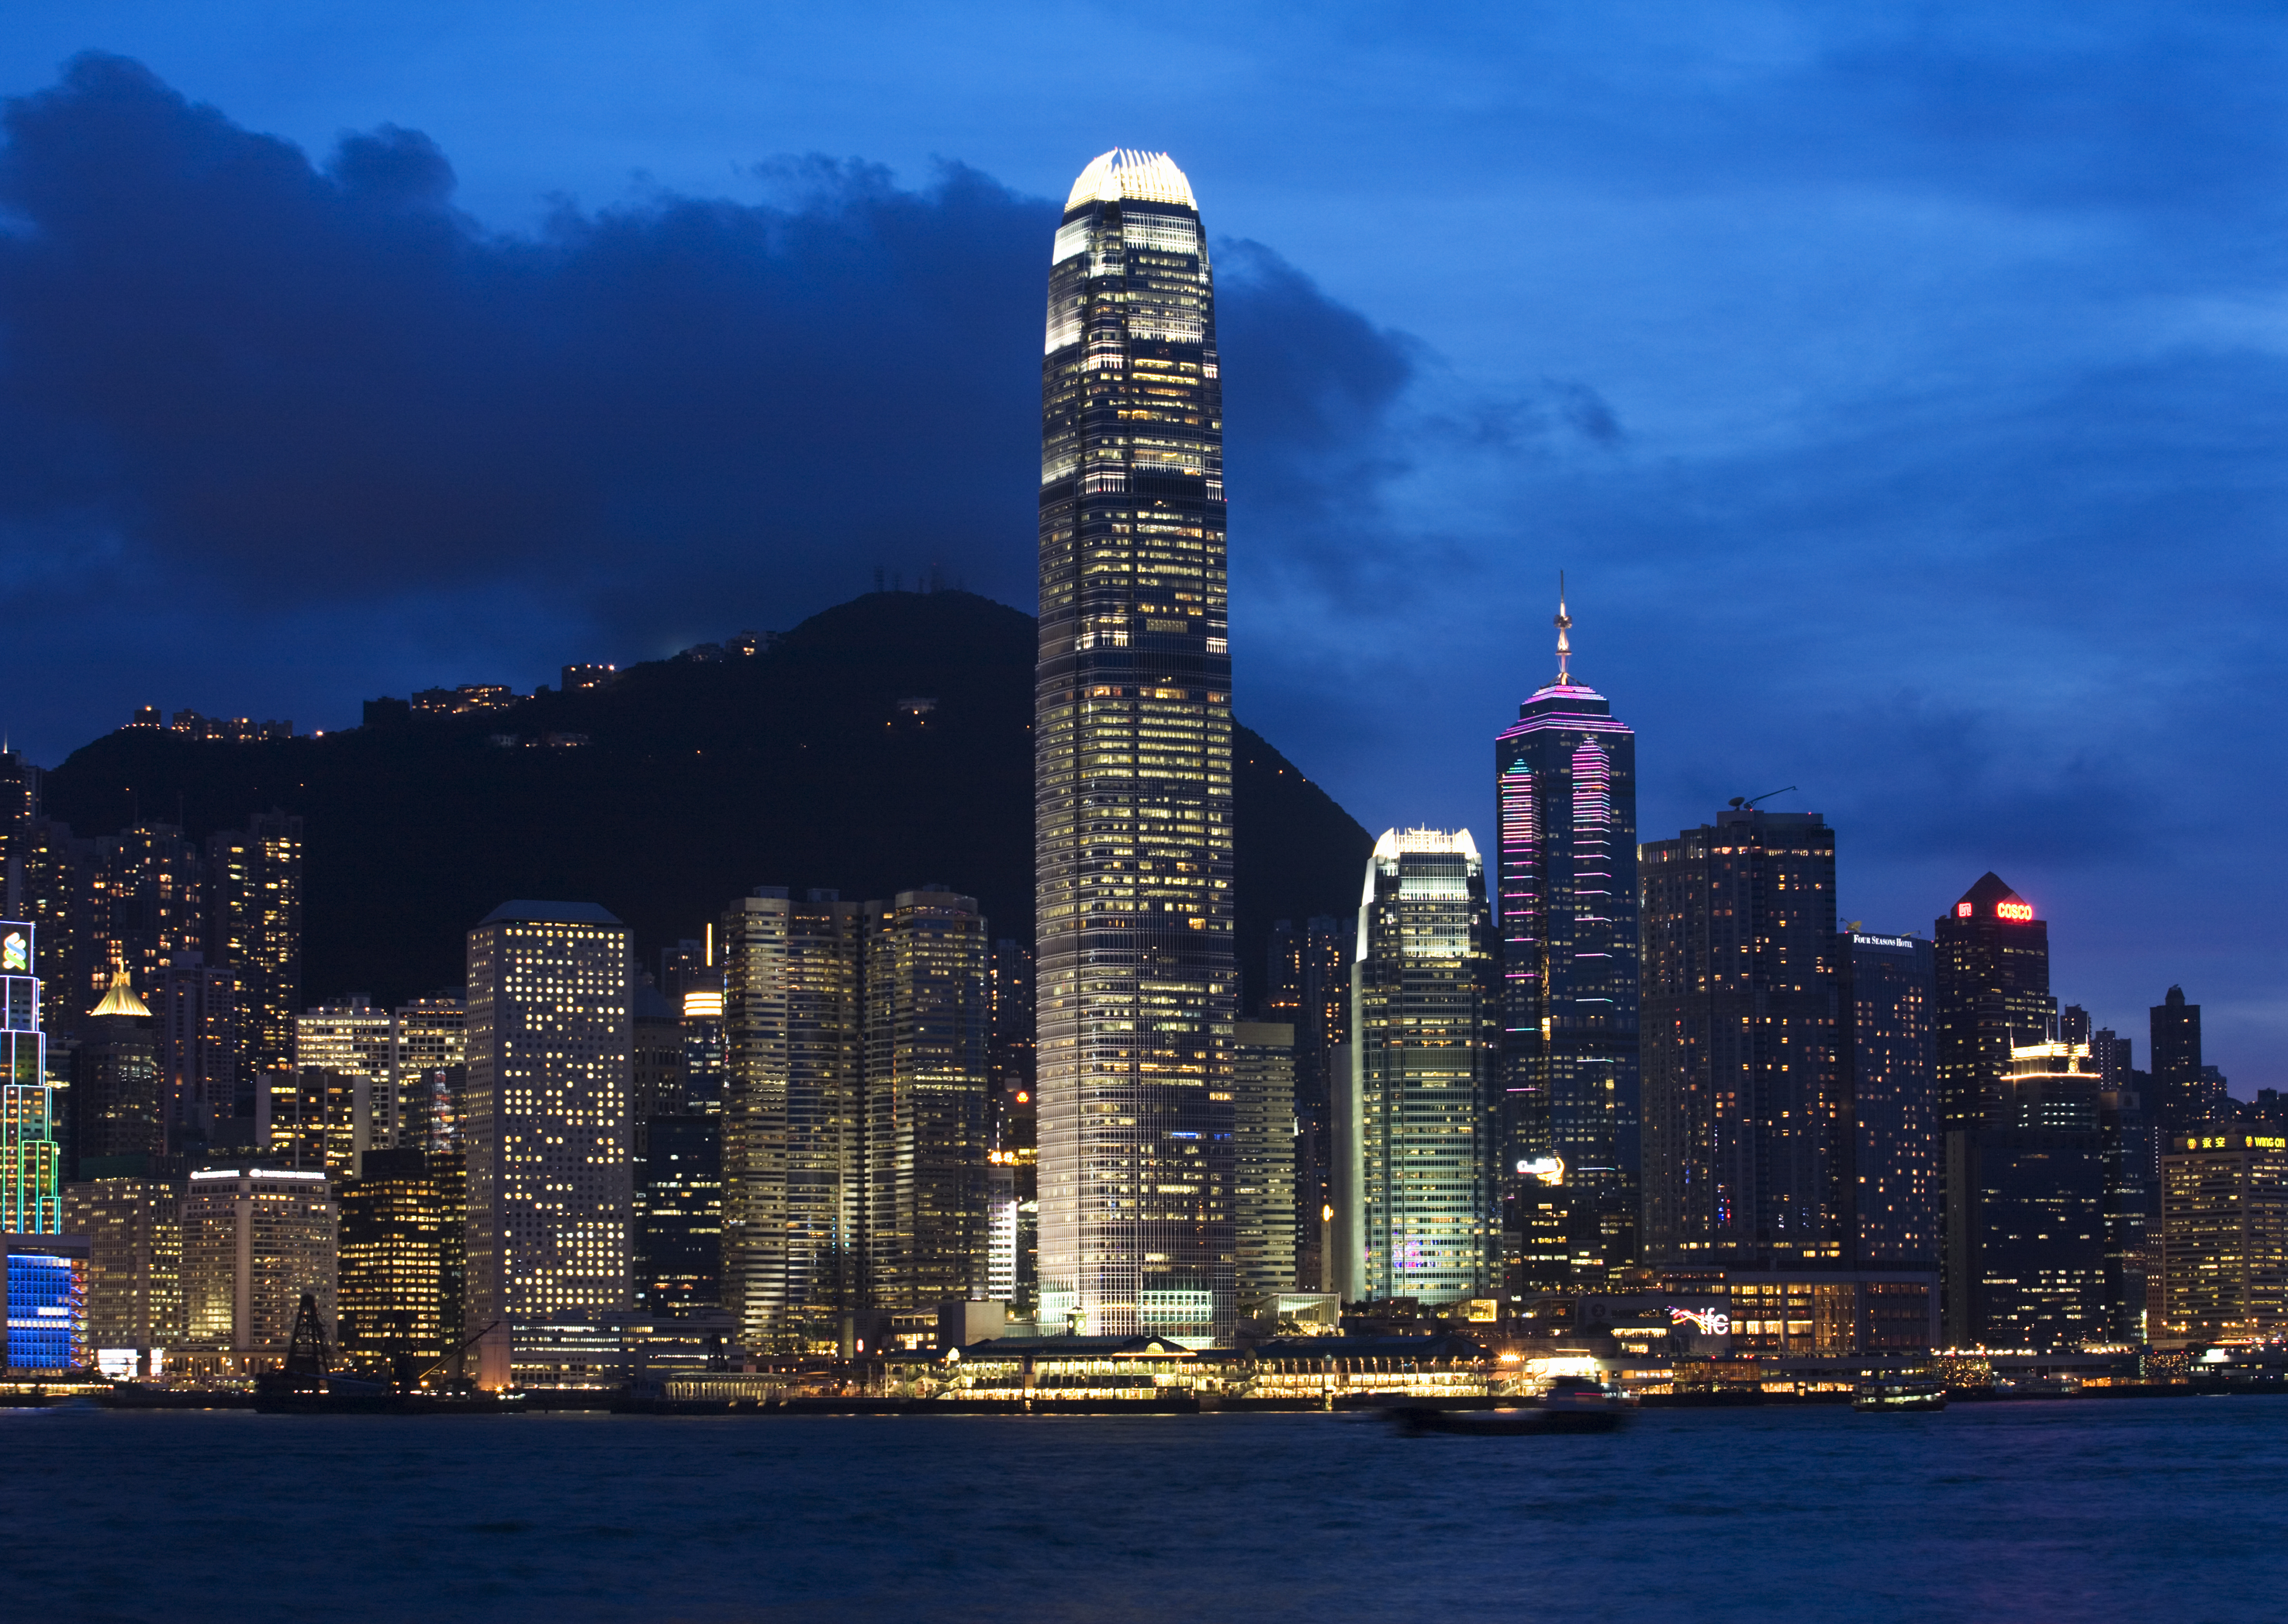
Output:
(4, 5), (2282, 1085)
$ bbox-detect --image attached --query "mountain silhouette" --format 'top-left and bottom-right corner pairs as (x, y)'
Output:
(43, 589), (1372, 1007)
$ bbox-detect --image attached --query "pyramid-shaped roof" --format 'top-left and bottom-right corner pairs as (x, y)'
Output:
(1957, 872), (2026, 910)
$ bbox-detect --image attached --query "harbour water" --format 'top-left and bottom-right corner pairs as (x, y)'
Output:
(10, 1396), (2283, 1622)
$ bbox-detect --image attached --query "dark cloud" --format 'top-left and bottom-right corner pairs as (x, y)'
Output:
(0, 54), (1416, 751)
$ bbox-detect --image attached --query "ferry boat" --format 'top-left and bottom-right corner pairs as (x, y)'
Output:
(1853, 1377), (1948, 1412)
(1388, 1377), (1630, 1436)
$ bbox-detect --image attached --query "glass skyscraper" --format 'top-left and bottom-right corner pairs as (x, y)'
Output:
(1035, 150), (1234, 1344)
(1352, 830), (1500, 1305)
(1493, 593), (1638, 1284)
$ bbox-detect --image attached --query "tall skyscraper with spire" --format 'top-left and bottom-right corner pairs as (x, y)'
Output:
(1035, 150), (1234, 1343)
(1494, 585), (1640, 1285)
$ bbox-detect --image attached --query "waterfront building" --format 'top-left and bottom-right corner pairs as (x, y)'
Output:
(156, 953), (240, 1145)
(204, 814), (303, 1078)
(1035, 150), (1236, 1343)
(1944, 1040), (2109, 1349)
(1232, 1020), (1298, 1297)
(1934, 873), (2054, 1132)
(2156, 1125), (2288, 1340)
(1640, 809), (1846, 1268)
(3, 1232), (89, 1369)
(1494, 589), (1639, 1286)
(463, 902), (633, 1382)
(178, 1163), (336, 1356)
(1353, 829), (1499, 1305)
(63, 1172), (181, 1377)
(987, 938), (1037, 1313)
(1841, 931), (1938, 1265)
(296, 997), (394, 1173)
(0, 919), (61, 1233)
(862, 889), (990, 1321)
(392, 997), (467, 1152)
(2151, 986), (2222, 1133)
(636, 1114), (722, 1315)
(721, 888), (862, 1352)
(2099, 1075), (2157, 1341)
(74, 966), (162, 1165)
(336, 1145), (463, 1377)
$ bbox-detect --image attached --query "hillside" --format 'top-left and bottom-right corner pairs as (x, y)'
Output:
(43, 590), (1373, 1006)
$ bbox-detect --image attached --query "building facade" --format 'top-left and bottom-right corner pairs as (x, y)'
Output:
(636, 1114), (722, 1316)
(296, 997), (395, 1175)
(63, 1173), (181, 1377)
(1640, 810), (1846, 1268)
(2151, 986), (2221, 1134)
(720, 889), (862, 1352)
(157, 954), (240, 1147)
(2158, 1126), (2288, 1340)
(1232, 1020), (1298, 1297)
(75, 968), (162, 1165)
(205, 813), (303, 1080)
(178, 1164), (336, 1356)
(0, 919), (60, 1234)
(337, 1145), (464, 1377)
(1494, 592), (1639, 1285)
(1035, 150), (1236, 1342)
(1934, 873), (2054, 1133)
(1353, 829), (1499, 1306)
(463, 902), (633, 1373)
(1841, 931), (1938, 1265)
(862, 890), (990, 1320)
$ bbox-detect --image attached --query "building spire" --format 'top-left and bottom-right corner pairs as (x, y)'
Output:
(1554, 571), (1574, 685)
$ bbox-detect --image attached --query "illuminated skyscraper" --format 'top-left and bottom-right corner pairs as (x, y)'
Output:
(2157, 1125), (2288, 1339)
(1934, 873), (2053, 1132)
(1353, 830), (1500, 1305)
(77, 966), (161, 1165)
(463, 902), (633, 1373)
(337, 1145), (463, 1377)
(90, 824), (205, 1011)
(1035, 149), (1235, 1342)
(862, 889), (990, 1320)
(156, 953), (239, 1147)
(1841, 931), (1938, 1265)
(1231, 1021), (1298, 1297)
(0, 919), (60, 1233)
(392, 996), (468, 1153)
(1640, 809), (1847, 1268)
(1494, 589), (1638, 1283)
(206, 813), (303, 1078)
(2151, 986), (2221, 1132)
(64, 1173), (182, 1377)
(720, 888), (862, 1352)
(179, 1163), (335, 1358)
(296, 997), (394, 1174)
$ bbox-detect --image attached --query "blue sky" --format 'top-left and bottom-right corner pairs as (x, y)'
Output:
(3, 2), (2284, 1083)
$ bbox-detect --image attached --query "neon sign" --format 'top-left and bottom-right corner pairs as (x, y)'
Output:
(1669, 1306), (1730, 1336)
(1955, 904), (1972, 917)
(1996, 901), (2034, 921)
(1, 931), (24, 972)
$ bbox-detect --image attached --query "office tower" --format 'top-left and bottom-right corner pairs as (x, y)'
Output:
(636, 1114), (722, 1315)
(259, 1066), (336, 1172)
(155, 954), (240, 1145)
(863, 889), (990, 1323)
(2098, 1074), (2156, 1342)
(1495, 589), (1640, 1283)
(1353, 829), (1499, 1304)
(2, 1234), (89, 1369)
(986, 938), (1037, 1313)
(179, 1163), (336, 1356)
(1295, 916), (1347, 1294)
(2151, 987), (2217, 1132)
(335, 1145), (463, 1377)
(1232, 1020), (1298, 1296)
(463, 902), (634, 1367)
(680, 977), (726, 1116)
(1640, 808), (1846, 1267)
(91, 824), (206, 1008)
(658, 937), (710, 1005)
(631, 980), (688, 1152)
(987, 939), (1035, 1141)
(392, 997), (467, 1152)
(1944, 1039), (2110, 1349)
(205, 813), (303, 1078)
(1840, 931), (1938, 1264)
(1934, 873), (2054, 1132)
(296, 997), (394, 1173)
(8, 819), (93, 1049)
(1035, 149), (1236, 1343)
(75, 967), (163, 1164)
(64, 1173), (182, 1377)
(2156, 1125), (2288, 1339)
(1, 918), (61, 1234)
(721, 888), (862, 1352)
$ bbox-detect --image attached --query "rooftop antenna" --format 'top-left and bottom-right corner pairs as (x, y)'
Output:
(1554, 571), (1573, 686)
(1726, 785), (1798, 811)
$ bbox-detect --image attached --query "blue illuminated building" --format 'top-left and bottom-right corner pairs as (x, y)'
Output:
(5, 1236), (88, 1370)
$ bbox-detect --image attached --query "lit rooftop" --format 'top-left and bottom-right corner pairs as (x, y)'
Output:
(1065, 149), (1198, 213)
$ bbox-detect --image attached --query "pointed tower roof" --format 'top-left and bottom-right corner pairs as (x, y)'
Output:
(91, 965), (150, 1018)
(1957, 872), (2026, 910)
